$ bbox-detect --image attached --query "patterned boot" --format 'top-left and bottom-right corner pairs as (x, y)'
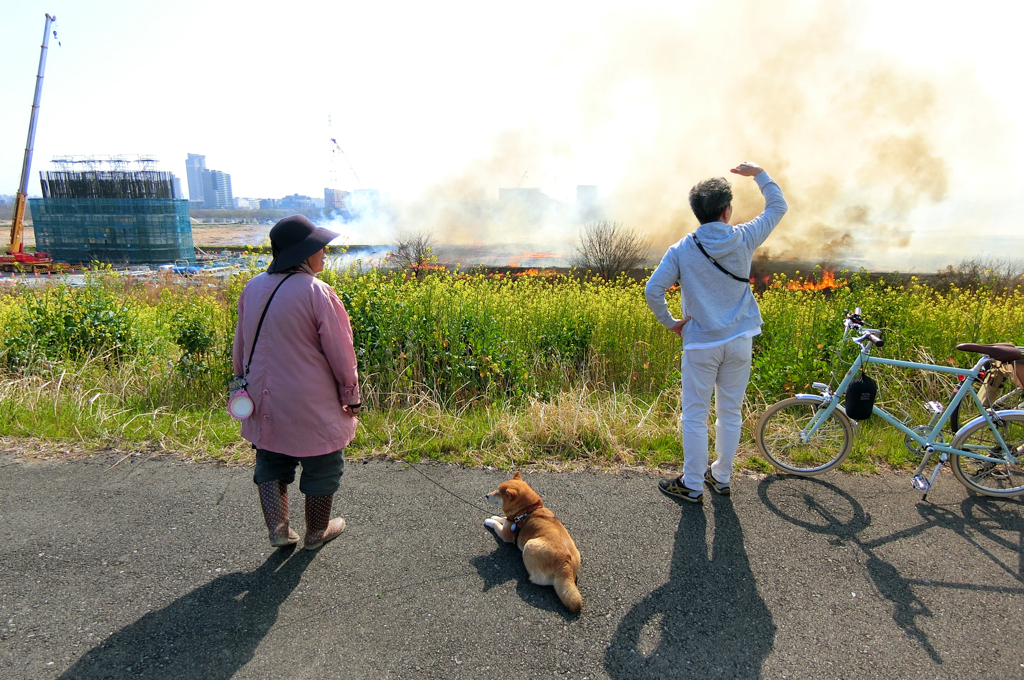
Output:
(303, 494), (346, 550)
(258, 480), (300, 547)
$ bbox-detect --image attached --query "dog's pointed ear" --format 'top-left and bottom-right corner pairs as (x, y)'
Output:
(513, 471), (522, 480)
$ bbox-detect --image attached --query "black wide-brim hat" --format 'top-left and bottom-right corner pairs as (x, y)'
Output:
(266, 215), (340, 273)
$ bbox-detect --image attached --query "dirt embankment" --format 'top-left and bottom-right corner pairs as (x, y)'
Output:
(189, 223), (269, 247)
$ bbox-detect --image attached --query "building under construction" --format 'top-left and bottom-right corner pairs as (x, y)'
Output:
(28, 156), (195, 265)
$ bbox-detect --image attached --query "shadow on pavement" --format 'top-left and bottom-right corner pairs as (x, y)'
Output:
(757, 474), (943, 662)
(471, 529), (573, 618)
(955, 495), (1024, 581)
(60, 546), (315, 679)
(755, 475), (1024, 664)
(604, 493), (775, 679)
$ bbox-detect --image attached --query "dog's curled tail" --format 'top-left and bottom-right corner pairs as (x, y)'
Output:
(554, 564), (582, 614)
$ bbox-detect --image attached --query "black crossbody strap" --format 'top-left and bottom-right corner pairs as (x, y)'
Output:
(244, 272), (297, 377)
(692, 235), (749, 283)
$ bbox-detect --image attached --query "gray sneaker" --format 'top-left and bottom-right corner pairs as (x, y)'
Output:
(658, 476), (703, 503)
(704, 469), (731, 496)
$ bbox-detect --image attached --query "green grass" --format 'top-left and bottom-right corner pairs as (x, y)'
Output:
(0, 265), (1020, 472)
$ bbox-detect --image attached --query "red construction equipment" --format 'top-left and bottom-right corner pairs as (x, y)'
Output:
(2, 13), (64, 274)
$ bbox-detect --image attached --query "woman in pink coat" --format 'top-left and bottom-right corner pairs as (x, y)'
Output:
(232, 215), (361, 550)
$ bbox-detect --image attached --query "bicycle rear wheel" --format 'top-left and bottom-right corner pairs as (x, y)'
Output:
(949, 412), (1024, 497)
(755, 397), (854, 475)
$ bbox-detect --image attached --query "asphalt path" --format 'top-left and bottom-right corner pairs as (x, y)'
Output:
(1, 453), (1023, 679)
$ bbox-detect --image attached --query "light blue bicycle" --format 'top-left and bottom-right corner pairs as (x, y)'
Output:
(755, 308), (1024, 498)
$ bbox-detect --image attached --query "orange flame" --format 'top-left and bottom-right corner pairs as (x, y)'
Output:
(784, 269), (846, 291)
(513, 268), (558, 277)
(507, 252), (560, 267)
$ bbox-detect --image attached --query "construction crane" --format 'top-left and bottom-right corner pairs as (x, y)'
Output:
(2, 13), (60, 273)
(330, 138), (363, 189)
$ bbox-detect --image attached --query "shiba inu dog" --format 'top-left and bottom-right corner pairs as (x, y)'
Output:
(485, 471), (582, 614)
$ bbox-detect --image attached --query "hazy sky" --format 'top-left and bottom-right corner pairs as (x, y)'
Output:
(2, 0), (1022, 269)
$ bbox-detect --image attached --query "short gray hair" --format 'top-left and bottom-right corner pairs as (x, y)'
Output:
(688, 177), (733, 224)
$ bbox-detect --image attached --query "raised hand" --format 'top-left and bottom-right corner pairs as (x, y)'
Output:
(730, 161), (763, 177)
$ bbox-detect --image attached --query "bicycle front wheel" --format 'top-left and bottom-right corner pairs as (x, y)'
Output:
(755, 397), (854, 475)
(949, 411), (1024, 497)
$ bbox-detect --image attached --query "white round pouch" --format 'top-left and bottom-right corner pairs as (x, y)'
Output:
(229, 389), (255, 420)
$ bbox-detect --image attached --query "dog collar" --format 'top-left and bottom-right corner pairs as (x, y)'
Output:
(509, 501), (544, 538)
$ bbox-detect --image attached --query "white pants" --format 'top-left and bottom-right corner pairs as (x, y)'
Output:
(680, 335), (753, 490)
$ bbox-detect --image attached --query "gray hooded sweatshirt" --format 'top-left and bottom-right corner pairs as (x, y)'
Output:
(645, 171), (787, 349)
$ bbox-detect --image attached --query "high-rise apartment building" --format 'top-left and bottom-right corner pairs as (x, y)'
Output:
(184, 154), (234, 209)
(325, 187), (349, 210)
(184, 153), (206, 203)
(202, 169), (233, 210)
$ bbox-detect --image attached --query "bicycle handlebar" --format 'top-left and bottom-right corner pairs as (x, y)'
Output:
(844, 308), (883, 348)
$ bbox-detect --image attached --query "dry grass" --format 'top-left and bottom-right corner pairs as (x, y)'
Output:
(343, 384), (768, 473)
(0, 356), (250, 462)
(0, 357), (770, 474)
(497, 387), (672, 464)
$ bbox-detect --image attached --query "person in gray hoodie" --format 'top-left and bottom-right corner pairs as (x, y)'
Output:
(645, 161), (787, 502)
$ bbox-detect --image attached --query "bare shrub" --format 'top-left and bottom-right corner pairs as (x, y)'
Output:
(387, 230), (437, 277)
(936, 257), (1024, 294)
(569, 221), (651, 279)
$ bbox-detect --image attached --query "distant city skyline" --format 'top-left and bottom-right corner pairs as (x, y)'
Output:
(4, 1), (1024, 270)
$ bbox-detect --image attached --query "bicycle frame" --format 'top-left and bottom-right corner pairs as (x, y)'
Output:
(803, 344), (1016, 467)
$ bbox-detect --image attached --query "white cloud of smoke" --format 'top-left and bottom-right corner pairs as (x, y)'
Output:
(324, 0), (1006, 266)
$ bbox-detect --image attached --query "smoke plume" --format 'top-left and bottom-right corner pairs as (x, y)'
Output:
(571, 0), (968, 262)
(338, 0), (1003, 265)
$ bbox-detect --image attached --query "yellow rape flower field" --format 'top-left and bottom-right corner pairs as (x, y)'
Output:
(0, 265), (1021, 474)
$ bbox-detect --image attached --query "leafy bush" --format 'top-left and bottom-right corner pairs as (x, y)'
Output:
(3, 285), (140, 368)
(169, 296), (220, 379)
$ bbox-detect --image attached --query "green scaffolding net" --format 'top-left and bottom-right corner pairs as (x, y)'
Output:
(29, 198), (195, 265)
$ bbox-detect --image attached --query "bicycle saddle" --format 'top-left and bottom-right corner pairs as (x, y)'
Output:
(955, 342), (1023, 362)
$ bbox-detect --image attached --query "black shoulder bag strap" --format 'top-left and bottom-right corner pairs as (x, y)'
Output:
(243, 272), (297, 378)
(691, 234), (749, 283)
